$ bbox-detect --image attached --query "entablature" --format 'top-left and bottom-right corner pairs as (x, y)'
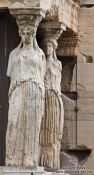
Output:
(0, 0), (80, 33)
(57, 30), (81, 56)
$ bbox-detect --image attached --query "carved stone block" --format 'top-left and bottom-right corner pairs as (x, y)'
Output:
(4, 173), (31, 175)
(1, 167), (46, 175)
(24, 0), (52, 11)
(4, 172), (46, 175)
(83, 0), (94, 4)
(0, 0), (10, 7)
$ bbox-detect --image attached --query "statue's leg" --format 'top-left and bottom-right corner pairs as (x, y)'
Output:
(6, 86), (22, 166)
(23, 82), (43, 167)
(53, 141), (61, 169)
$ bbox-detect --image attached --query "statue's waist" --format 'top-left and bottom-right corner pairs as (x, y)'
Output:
(9, 78), (44, 98)
(11, 77), (44, 85)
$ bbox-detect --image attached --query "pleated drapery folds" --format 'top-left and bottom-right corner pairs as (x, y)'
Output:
(6, 80), (44, 167)
(40, 89), (61, 169)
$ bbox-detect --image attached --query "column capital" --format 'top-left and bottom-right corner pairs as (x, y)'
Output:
(39, 21), (66, 42)
(9, 2), (45, 26)
(57, 31), (81, 56)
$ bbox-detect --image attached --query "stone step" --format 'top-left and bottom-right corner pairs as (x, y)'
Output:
(0, 167), (69, 175)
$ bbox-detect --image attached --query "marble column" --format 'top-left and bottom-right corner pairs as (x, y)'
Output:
(39, 22), (65, 169)
(6, 3), (46, 167)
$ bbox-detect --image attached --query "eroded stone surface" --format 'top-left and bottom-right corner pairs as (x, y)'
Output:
(61, 94), (76, 150)
(40, 36), (64, 169)
(0, 0), (80, 32)
(77, 5), (94, 168)
(0, 166), (45, 175)
(82, 0), (94, 4)
(6, 12), (46, 167)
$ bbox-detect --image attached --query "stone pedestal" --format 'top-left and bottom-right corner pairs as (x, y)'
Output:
(0, 167), (67, 175)
(0, 167), (46, 175)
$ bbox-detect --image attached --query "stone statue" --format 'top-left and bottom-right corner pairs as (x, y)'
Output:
(39, 38), (64, 169)
(6, 18), (46, 167)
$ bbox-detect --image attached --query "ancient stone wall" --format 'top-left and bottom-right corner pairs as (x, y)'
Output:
(0, 0), (10, 7)
(77, 2), (94, 168)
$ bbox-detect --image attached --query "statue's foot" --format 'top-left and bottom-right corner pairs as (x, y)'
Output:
(6, 159), (16, 166)
(23, 157), (34, 167)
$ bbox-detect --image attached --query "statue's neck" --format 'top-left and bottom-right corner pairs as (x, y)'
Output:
(22, 40), (34, 51)
(46, 55), (54, 65)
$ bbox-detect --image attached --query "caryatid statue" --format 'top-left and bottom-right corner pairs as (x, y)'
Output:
(6, 15), (46, 167)
(40, 38), (64, 169)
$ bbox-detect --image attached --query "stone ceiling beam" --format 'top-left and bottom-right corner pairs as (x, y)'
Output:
(9, 2), (45, 17)
(0, 0), (80, 33)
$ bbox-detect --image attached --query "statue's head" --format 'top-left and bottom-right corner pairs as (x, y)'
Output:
(16, 15), (42, 47)
(42, 38), (58, 60)
(43, 41), (54, 56)
(19, 25), (37, 45)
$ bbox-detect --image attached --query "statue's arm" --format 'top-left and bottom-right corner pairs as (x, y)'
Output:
(57, 94), (64, 141)
(57, 61), (64, 141)
(7, 53), (12, 78)
(58, 60), (62, 72)
(42, 52), (46, 77)
(7, 42), (21, 78)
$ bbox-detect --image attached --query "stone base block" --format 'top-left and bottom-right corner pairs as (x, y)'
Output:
(0, 167), (46, 175)
(0, 167), (68, 175)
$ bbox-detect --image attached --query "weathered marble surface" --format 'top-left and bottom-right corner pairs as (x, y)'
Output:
(0, 0), (80, 32)
(60, 151), (78, 168)
(78, 6), (94, 61)
(0, 0), (11, 7)
(77, 6), (94, 150)
(40, 38), (64, 169)
(6, 11), (46, 167)
(61, 94), (76, 150)
(77, 4), (94, 168)
(82, 0), (94, 4)
(0, 167), (68, 175)
(0, 167), (45, 175)
(57, 31), (79, 57)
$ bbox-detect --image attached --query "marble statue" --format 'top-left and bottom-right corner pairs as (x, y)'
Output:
(6, 20), (46, 167)
(39, 38), (64, 169)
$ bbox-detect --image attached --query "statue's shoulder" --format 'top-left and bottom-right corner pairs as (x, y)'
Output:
(56, 60), (62, 71)
(39, 48), (45, 56)
(9, 42), (21, 58)
(9, 48), (17, 57)
(39, 48), (46, 60)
